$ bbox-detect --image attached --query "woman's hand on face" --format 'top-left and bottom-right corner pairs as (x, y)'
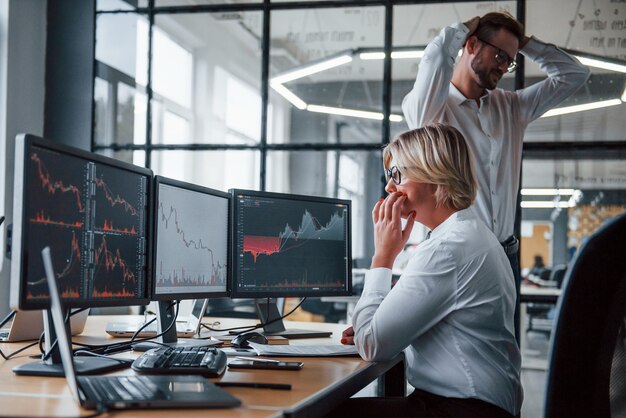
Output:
(370, 192), (416, 269)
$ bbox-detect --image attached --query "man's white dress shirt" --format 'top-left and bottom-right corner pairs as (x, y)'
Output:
(352, 209), (522, 415)
(402, 23), (590, 242)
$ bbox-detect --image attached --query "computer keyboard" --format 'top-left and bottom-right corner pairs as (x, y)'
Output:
(131, 346), (227, 377)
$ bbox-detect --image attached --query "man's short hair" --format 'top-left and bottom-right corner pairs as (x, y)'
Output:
(383, 124), (477, 211)
(475, 12), (524, 44)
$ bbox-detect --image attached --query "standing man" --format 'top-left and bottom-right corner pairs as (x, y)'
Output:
(402, 12), (590, 339)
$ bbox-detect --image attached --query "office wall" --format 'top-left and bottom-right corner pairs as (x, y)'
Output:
(522, 208), (569, 268)
(0, 0), (46, 316)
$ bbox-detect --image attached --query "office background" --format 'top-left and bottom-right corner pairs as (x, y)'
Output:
(0, 0), (625, 381)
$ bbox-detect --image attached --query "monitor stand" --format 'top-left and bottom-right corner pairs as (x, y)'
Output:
(13, 310), (128, 377)
(256, 299), (331, 339)
(132, 301), (220, 352)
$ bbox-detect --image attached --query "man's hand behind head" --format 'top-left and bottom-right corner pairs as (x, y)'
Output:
(464, 16), (480, 38)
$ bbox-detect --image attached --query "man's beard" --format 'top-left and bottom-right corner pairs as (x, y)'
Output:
(471, 56), (499, 90)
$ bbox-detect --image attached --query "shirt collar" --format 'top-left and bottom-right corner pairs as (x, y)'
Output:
(449, 83), (490, 106)
(429, 208), (473, 240)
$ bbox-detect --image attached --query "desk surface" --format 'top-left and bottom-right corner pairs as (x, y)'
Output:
(520, 284), (562, 304)
(0, 315), (403, 417)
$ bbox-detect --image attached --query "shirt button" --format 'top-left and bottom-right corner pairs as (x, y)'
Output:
(492, 190), (495, 195)
(493, 219), (497, 224)
(491, 161), (494, 166)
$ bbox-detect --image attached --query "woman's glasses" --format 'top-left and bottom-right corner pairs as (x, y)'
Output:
(385, 166), (401, 185)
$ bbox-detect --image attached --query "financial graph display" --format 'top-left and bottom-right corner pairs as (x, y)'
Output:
(232, 191), (351, 297)
(154, 181), (229, 298)
(21, 143), (148, 307)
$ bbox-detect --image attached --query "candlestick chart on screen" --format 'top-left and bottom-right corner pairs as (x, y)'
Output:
(154, 184), (228, 295)
(236, 195), (349, 293)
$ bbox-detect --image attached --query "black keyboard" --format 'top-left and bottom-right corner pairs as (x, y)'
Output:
(131, 346), (227, 377)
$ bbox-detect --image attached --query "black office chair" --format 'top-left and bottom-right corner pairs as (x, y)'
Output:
(544, 212), (626, 417)
(526, 267), (557, 335)
(549, 265), (567, 289)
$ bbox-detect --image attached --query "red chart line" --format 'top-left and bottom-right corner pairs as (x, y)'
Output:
(31, 152), (84, 212)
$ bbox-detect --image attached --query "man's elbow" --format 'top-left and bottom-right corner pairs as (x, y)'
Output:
(356, 337), (394, 362)
(579, 64), (591, 81)
(401, 96), (417, 129)
(572, 63), (591, 86)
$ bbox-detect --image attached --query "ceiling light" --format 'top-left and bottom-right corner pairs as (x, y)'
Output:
(359, 52), (386, 60)
(521, 201), (573, 209)
(622, 86), (626, 102)
(540, 99), (622, 118)
(359, 50), (425, 60)
(521, 188), (577, 196)
(271, 55), (353, 85)
(575, 56), (626, 73)
(270, 82), (307, 110)
(306, 104), (403, 122)
(392, 50), (425, 59)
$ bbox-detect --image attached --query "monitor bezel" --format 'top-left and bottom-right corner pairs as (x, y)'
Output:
(229, 188), (353, 299)
(151, 176), (230, 301)
(10, 134), (153, 310)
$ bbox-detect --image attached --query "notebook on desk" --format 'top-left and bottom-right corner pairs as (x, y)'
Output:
(42, 247), (241, 411)
(247, 341), (359, 357)
(105, 299), (209, 339)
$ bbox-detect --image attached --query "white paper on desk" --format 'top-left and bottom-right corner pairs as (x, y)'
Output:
(247, 342), (359, 357)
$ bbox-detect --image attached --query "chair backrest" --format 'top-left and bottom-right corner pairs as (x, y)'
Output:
(544, 213), (626, 418)
(549, 264), (567, 288)
(539, 268), (552, 281)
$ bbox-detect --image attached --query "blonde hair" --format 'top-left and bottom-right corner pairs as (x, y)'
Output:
(383, 124), (477, 210)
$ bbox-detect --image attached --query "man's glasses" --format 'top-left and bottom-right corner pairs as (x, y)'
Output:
(385, 166), (402, 185)
(478, 38), (517, 73)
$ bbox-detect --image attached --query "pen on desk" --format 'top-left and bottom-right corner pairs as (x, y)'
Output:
(234, 356), (280, 363)
(215, 382), (292, 391)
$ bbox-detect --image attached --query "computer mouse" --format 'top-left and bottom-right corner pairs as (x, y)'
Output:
(231, 331), (269, 348)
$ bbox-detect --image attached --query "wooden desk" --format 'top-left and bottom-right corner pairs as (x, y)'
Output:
(0, 315), (404, 417)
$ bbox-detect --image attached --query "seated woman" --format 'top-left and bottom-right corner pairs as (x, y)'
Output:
(332, 124), (522, 418)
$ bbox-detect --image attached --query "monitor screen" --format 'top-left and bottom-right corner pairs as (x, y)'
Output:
(230, 189), (352, 298)
(10, 134), (152, 310)
(152, 177), (229, 300)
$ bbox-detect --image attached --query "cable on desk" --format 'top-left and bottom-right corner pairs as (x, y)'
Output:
(72, 301), (179, 356)
(201, 297), (307, 335)
(0, 340), (39, 361)
(75, 350), (133, 365)
(37, 302), (180, 360)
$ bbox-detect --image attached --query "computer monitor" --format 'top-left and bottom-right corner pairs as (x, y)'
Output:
(9, 134), (152, 376)
(230, 189), (352, 338)
(140, 176), (229, 349)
